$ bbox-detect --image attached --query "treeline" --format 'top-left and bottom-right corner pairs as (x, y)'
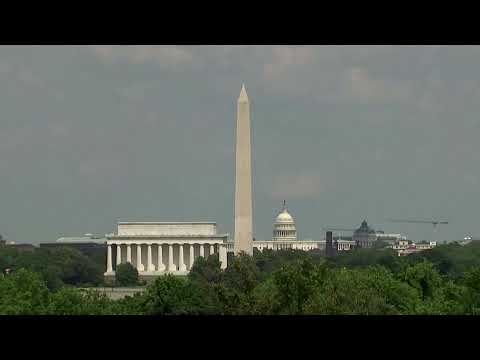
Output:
(0, 246), (105, 290)
(1, 242), (480, 315)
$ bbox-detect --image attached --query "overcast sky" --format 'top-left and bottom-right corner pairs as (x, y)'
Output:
(1, 45), (480, 244)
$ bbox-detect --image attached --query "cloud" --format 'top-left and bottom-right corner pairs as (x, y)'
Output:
(262, 46), (315, 81)
(89, 46), (397, 99)
(89, 45), (480, 110)
(0, 62), (46, 92)
(92, 46), (194, 66)
(77, 156), (123, 177)
(0, 62), (12, 75)
(343, 66), (411, 104)
(269, 173), (322, 200)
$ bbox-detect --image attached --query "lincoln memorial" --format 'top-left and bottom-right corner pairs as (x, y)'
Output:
(104, 222), (228, 280)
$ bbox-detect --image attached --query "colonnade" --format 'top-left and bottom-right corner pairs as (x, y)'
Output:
(106, 242), (227, 273)
(224, 241), (355, 253)
(254, 243), (319, 251)
(337, 242), (350, 251)
(274, 230), (296, 237)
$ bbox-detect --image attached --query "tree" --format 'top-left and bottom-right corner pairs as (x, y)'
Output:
(223, 252), (261, 294)
(304, 267), (398, 315)
(328, 247), (402, 272)
(188, 254), (223, 285)
(401, 259), (442, 302)
(460, 267), (480, 314)
(11, 247), (103, 290)
(407, 242), (480, 279)
(116, 263), (139, 287)
(271, 259), (325, 314)
(250, 276), (282, 315)
(0, 269), (50, 315)
(142, 274), (221, 315)
(254, 248), (310, 277)
(47, 287), (120, 315)
(114, 292), (146, 315)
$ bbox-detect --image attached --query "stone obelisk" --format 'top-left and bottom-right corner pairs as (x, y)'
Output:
(234, 84), (253, 255)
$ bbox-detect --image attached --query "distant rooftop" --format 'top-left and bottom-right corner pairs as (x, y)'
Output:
(56, 234), (106, 244)
(117, 221), (217, 225)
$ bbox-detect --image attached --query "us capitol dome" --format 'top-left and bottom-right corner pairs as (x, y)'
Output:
(272, 201), (297, 241)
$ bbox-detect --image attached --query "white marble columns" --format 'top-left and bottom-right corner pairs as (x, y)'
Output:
(179, 244), (186, 271)
(137, 244), (144, 271)
(127, 244), (132, 264)
(189, 244), (195, 269)
(219, 244), (227, 269)
(210, 244), (216, 257)
(147, 244), (155, 271)
(107, 245), (113, 273)
(157, 244), (165, 271)
(116, 245), (122, 266)
(168, 244), (175, 271)
(106, 242), (226, 275)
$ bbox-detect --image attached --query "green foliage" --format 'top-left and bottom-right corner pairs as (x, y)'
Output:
(460, 267), (480, 314)
(401, 259), (442, 301)
(115, 262), (139, 287)
(407, 242), (480, 279)
(47, 287), (121, 315)
(0, 246), (103, 290)
(254, 248), (311, 276)
(297, 265), (420, 315)
(250, 276), (282, 314)
(304, 268), (396, 315)
(114, 292), (146, 315)
(2, 242), (480, 315)
(0, 269), (50, 314)
(271, 259), (325, 314)
(188, 254), (223, 285)
(223, 252), (261, 294)
(327, 247), (404, 273)
(142, 274), (220, 315)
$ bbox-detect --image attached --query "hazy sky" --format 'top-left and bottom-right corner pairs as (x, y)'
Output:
(1, 45), (479, 244)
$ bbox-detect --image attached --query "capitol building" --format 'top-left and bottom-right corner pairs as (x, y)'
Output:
(226, 201), (356, 253)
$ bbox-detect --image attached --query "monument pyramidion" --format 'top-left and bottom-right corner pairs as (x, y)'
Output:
(234, 84), (253, 255)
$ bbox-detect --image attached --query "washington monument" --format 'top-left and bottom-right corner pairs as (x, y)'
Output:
(234, 84), (253, 255)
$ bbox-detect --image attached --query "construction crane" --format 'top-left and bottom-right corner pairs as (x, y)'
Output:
(385, 218), (449, 242)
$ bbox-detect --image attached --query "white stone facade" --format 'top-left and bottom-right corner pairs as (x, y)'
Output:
(226, 239), (355, 252)
(390, 240), (437, 256)
(105, 222), (228, 277)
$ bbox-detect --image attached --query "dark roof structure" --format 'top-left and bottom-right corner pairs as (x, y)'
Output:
(354, 220), (376, 234)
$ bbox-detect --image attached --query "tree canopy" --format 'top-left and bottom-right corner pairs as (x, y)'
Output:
(115, 262), (139, 287)
(2, 242), (480, 315)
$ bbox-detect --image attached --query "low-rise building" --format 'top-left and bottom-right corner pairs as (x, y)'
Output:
(40, 234), (107, 257)
(390, 240), (437, 256)
(0, 238), (36, 252)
